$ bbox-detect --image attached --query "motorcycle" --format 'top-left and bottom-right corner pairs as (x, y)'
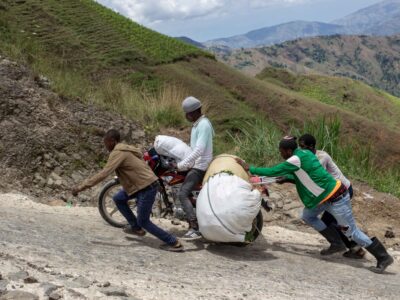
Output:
(98, 148), (272, 243)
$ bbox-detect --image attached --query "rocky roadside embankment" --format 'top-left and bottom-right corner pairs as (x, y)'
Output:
(0, 57), (146, 205)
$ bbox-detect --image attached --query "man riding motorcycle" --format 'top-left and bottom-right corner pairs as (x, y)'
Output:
(174, 96), (214, 240)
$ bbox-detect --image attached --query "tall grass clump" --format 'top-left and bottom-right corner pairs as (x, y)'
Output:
(88, 80), (187, 133)
(292, 116), (400, 197)
(229, 116), (400, 197)
(228, 119), (281, 165)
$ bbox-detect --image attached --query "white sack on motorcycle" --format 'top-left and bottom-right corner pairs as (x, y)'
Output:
(197, 173), (261, 243)
(154, 135), (192, 163)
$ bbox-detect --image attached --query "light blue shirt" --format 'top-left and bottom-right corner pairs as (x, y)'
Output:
(178, 116), (214, 171)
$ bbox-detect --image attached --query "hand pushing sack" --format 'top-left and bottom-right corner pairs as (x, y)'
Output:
(196, 172), (261, 243)
(154, 135), (192, 162)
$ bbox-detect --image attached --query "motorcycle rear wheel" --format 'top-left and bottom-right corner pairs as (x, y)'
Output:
(223, 211), (264, 247)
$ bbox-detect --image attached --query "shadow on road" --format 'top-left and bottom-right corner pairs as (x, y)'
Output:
(204, 235), (278, 262)
(270, 241), (397, 274)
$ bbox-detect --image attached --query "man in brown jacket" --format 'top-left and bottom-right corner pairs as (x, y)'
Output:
(72, 129), (183, 252)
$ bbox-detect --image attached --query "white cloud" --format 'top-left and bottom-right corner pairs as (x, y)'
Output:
(249, 0), (311, 8)
(96, 0), (226, 24)
(96, 0), (322, 25)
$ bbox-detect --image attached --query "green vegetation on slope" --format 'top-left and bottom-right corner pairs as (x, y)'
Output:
(0, 0), (277, 150)
(231, 117), (400, 197)
(257, 67), (400, 131)
(0, 0), (214, 132)
(0, 0), (210, 67)
(218, 34), (400, 97)
(0, 0), (399, 197)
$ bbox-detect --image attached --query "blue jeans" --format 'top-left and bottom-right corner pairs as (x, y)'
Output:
(302, 192), (372, 248)
(320, 185), (354, 248)
(113, 185), (177, 245)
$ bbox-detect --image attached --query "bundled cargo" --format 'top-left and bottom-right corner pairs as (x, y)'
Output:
(197, 155), (262, 243)
(154, 135), (192, 162)
(203, 154), (249, 183)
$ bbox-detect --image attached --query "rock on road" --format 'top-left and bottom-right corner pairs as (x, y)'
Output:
(0, 193), (399, 300)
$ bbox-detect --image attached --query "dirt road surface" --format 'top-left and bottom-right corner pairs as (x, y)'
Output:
(1, 193), (399, 300)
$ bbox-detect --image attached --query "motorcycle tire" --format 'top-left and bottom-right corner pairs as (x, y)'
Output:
(252, 210), (264, 241)
(98, 179), (131, 228)
(98, 179), (169, 228)
(227, 210), (264, 247)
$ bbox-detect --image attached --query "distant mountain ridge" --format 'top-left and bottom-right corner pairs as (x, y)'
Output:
(333, 0), (400, 35)
(204, 0), (400, 49)
(204, 21), (346, 48)
(218, 34), (400, 97)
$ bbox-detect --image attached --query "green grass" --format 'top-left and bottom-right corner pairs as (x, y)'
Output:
(228, 119), (281, 166)
(229, 116), (400, 198)
(257, 67), (400, 130)
(89, 80), (187, 134)
(0, 0), (210, 69)
(293, 117), (400, 197)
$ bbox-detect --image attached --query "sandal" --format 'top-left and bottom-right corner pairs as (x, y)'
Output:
(123, 225), (146, 237)
(159, 241), (184, 252)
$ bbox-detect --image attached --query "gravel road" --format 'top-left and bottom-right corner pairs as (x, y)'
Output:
(0, 193), (399, 300)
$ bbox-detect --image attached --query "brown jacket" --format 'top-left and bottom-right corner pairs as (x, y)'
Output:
(79, 143), (158, 195)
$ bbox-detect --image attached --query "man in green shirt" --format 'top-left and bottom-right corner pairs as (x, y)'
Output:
(236, 136), (393, 273)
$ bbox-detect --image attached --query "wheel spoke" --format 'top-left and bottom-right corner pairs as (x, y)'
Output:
(109, 207), (119, 216)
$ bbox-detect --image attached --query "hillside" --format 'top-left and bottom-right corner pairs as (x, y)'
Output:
(176, 36), (206, 49)
(217, 34), (400, 97)
(257, 67), (400, 131)
(0, 57), (147, 204)
(1, 0), (400, 198)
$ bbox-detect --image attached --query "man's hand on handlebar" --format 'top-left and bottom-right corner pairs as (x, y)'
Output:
(235, 158), (250, 172)
(275, 177), (287, 185)
(276, 176), (295, 185)
(169, 162), (178, 171)
(71, 186), (81, 197)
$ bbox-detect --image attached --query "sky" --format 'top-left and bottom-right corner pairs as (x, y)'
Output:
(96, 0), (382, 42)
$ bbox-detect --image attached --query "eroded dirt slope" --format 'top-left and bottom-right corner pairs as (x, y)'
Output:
(0, 57), (146, 205)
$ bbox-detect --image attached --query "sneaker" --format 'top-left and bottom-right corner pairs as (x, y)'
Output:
(123, 225), (146, 237)
(160, 241), (184, 252)
(181, 228), (202, 241)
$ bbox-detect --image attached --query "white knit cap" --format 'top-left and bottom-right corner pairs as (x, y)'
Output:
(182, 96), (202, 113)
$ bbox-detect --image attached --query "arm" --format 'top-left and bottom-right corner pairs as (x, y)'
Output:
(177, 122), (211, 170)
(324, 153), (342, 177)
(249, 156), (301, 177)
(74, 151), (124, 194)
(177, 146), (204, 170)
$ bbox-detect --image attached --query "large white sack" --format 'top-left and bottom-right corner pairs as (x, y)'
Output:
(197, 173), (261, 243)
(154, 135), (192, 162)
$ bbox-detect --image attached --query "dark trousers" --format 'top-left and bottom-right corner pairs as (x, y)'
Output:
(113, 184), (177, 245)
(178, 168), (205, 222)
(321, 185), (354, 248)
